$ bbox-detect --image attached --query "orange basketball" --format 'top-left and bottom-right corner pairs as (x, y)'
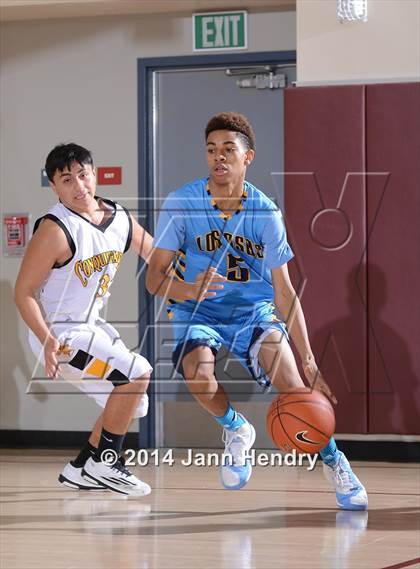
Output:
(266, 387), (335, 454)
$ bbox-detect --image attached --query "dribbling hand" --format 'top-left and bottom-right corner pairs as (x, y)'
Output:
(303, 358), (338, 405)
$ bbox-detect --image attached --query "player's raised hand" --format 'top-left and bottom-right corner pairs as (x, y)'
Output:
(191, 266), (226, 302)
(44, 335), (61, 379)
(303, 358), (338, 405)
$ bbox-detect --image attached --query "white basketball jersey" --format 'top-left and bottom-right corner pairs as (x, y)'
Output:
(34, 198), (132, 323)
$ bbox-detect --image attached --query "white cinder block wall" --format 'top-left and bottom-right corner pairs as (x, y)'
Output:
(0, 11), (296, 431)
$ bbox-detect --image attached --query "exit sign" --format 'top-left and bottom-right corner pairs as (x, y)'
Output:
(193, 11), (247, 51)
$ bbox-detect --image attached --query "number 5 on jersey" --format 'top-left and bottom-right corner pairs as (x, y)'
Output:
(226, 253), (250, 282)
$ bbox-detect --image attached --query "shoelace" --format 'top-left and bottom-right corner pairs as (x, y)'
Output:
(111, 460), (132, 478)
(334, 459), (358, 492)
(223, 428), (249, 465)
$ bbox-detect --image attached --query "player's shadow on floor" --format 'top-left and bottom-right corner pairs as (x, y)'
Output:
(84, 506), (417, 536)
(1, 506), (418, 534)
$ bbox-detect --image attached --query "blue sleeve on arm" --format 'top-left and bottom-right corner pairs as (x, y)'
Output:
(154, 194), (185, 251)
(263, 210), (294, 269)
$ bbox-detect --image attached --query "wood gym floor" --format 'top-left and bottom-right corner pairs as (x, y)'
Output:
(1, 449), (419, 569)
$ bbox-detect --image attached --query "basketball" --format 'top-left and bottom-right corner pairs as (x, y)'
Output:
(266, 388), (335, 454)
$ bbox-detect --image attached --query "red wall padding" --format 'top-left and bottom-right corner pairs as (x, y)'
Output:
(285, 82), (420, 434)
(366, 83), (420, 434)
(284, 86), (367, 433)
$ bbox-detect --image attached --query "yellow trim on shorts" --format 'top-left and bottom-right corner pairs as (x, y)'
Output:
(85, 358), (111, 379)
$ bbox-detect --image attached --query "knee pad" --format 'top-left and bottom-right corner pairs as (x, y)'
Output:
(131, 393), (149, 418)
(128, 353), (153, 381)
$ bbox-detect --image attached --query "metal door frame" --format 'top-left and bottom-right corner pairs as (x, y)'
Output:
(137, 51), (296, 448)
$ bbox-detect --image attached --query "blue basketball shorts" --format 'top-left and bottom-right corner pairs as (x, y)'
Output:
(171, 304), (289, 390)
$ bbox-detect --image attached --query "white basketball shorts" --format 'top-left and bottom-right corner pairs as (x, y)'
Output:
(28, 317), (152, 418)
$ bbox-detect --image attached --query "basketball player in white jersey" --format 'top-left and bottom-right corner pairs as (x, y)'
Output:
(15, 143), (153, 496)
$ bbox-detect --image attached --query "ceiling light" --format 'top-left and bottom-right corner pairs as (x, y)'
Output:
(337, 0), (368, 22)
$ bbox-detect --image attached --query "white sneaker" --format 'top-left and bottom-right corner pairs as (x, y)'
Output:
(323, 451), (368, 510)
(59, 462), (107, 491)
(82, 456), (151, 497)
(220, 415), (256, 490)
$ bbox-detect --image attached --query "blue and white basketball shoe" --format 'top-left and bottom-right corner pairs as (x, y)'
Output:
(323, 451), (368, 510)
(220, 415), (256, 490)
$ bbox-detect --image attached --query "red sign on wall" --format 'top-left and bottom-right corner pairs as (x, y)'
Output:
(97, 167), (122, 186)
(3, 213), (30, 256)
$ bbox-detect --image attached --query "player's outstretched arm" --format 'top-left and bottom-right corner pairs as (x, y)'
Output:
(14, 220), (71, 379)
(146, 248), (225, 302)
(271, 264), (337, 404)
(129, 215), (154, 263)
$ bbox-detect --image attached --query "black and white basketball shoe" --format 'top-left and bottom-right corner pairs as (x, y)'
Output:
(82, 457), (151, 496)
(59, 462), (107, 491)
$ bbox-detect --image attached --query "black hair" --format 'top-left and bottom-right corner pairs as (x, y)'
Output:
(45, 143), (94, 181)
(205, 112), (256, 151)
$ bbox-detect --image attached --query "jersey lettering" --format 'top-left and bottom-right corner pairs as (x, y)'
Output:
(196, 230), (264, 260)
(74, 250), (123, 287)
(205, 230), (223, 252)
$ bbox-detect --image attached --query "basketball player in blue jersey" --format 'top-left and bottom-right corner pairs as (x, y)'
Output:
(147, 112), (368, 510)
(15, 143), (153, 496)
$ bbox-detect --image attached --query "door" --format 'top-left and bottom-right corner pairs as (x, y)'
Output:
(143, 58), (296, 448)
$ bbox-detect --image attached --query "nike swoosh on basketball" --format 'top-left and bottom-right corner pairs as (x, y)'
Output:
(295, 431), (320, 445)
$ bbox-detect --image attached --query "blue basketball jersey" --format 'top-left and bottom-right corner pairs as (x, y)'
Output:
(154, 177), (294, 321)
